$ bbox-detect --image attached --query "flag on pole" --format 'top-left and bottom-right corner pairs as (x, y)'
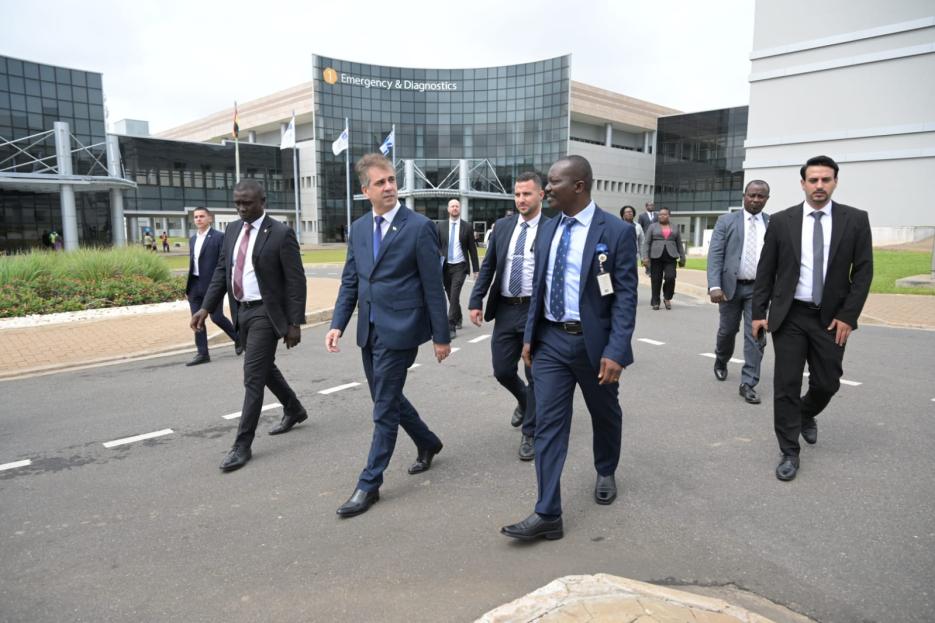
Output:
(232, 102), (240, 139)
(280, 114), (296, 150)
(332, 126), (349, 156)
(379, 129), (394, 156)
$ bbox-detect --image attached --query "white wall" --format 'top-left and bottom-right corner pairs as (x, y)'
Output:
(567, 140), (656, 213)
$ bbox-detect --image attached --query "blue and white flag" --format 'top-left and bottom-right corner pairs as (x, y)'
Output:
(332, 127), (349, 156)
(379, 129), (394, 156)
(280, 115), (296, 150)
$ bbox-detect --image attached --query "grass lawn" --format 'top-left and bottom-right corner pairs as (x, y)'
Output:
(682, 250), (933, 295)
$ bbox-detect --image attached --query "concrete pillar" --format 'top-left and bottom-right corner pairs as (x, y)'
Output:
(605, 123), (613, 147)
(693, 216), (703, 247)
(404, 159), (415, 210)
(53, 121), (79, 251)
(458, 159), (470, 221)
(181, 212), (189, 239)
(105, 134), (127, 247)
(248, 130), (256, 144)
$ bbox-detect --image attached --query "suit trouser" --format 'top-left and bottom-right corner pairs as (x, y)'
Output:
(235, 304), (304, 448)
(532, 323), (622, 518)
(771, 302), (845, 456)
(490, 301), (536, 437)
(714, 281), (765, 387)
(649, 255), (677, 305)
(358, 325), (441, 492)
(443, 261), (469, 327)
(188, 293), (237, 355)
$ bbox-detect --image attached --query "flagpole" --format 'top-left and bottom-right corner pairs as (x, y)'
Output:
(291, 111), (301, 244)
(233, 101), (241, 183)
(344, 117), (351, 240)
(391, 123), (396, 168)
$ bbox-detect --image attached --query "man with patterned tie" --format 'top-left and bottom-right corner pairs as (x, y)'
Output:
(438, 198), (480, 338)
(707, 180), (771, 404)
(327, 153), (451, 518)
(752, 156), (873, 482)
(191, 179), (309, 472)
(501, 156), (638, 541)
(468, 172), (551, 461)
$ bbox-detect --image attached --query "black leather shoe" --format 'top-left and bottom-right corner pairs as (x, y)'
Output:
(594, 474), (617, 505)
(408, 442), (443, 474)
(652, 304), (660, 310)
(776, 455), (799, 481)
(801, 418), (818, 444)
(449, 326), (457, 339)
(739, 384), (761, 404)
(234, 339), (244, 356)
(456, 322), (462, 330)
(186, 353), (211, 366)
(713, 364), (728, 381)
(501, 513), (563, 541)
(518, 435), (535, 461)
(220, 446), (251, 472)
(511, 405), (524, 428)
(664, 299), (672, 310)
(336, 488), (379, 518)
(268, 410), (308, 435)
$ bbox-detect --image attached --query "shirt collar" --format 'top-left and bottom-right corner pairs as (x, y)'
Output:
(803, 201), (832, 218)
(196, 228), (210, 237)
(246, 213), (265, 230)
(374, 202), (401, 225)
(744, 209), (764, 222)
(519, 212), (542, 228)
(562, 201), (596, 227)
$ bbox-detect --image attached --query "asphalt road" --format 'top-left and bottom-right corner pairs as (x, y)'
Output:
(1, 285), (933, 623)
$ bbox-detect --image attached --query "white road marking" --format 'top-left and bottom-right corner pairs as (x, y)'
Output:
(103, 429), (173, 448)
(408, 363), (422, 370)
(318, 382), (361, 395)
(450, 347), (461, 353)
(699, 353), (752, 364)
(802, 372), (861, 386)
(638, 338), (665, 346)
(0, 459), (32, 472)
(222, 402), (282, 420)
(469, 335), (491, 343)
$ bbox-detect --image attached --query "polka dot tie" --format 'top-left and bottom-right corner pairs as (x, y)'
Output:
(549, 217), (577, 321)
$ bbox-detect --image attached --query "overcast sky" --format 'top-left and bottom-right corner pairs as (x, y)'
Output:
(2, 0), (755, 133)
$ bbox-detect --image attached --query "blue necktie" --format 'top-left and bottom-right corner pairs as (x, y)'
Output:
(508, 222), (529, 296)
(448, 221), (457, 262)
(373, 215), (384, 260)
(549, 217), (576, 321)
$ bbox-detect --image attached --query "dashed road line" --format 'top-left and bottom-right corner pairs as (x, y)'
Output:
(803, 372), (861, 386)
(468, 335), (491, 343)
(450, 347), (461, 353)
(222, 402), (283, 420)
(699, 353), (744, 364)
(408, 363), (422, 370)
(0, 459), (32, 472)
(638, 338), (665, 346)
(319, 382), (361, 395)
(103, 429), (174, 449)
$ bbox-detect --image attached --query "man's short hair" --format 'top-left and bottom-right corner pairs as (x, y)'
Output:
(234, 178), (266, 200)
(515, 171), (542, 188)
(744, 179), (770, 194)
(620, 205), (635, 218)
(563, 155), (593, 191)
(800, 155), (839, 180)
(192, 207), (213, 217)
(355, 153), (394, 187)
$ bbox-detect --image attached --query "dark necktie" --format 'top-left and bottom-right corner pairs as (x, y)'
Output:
(373, 215), (385, 260)
(811, 211), (825, 306)
(508, 222), (529, 296)
(232, 222), (251, 301)
(549, 217), (577, 321)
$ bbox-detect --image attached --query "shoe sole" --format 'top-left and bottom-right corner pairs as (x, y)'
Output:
(220, 460), (249, 472)
(501, 529), (563, 541)
(594, 493), (617, 505)
(336, 499), (378, 518)
(518, 453), (535, 462)
(268, 413), (308, 435)
(776, 470), (797, 481)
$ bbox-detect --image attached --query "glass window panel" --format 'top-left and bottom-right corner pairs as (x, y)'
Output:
(55, 67), (70, 84)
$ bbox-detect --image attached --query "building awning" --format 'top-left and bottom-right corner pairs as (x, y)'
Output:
(0, 172), (137, 193)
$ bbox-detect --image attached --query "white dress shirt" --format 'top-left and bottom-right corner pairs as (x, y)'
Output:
(500, 213), (541, 298)
(447, 219), (465, 264)
(795, 202), (833, 303)
(373, 202), (401, 241)
(192, 229), (209, 276)
(544, 202), (596, 322)
(231, 213), (265, 302)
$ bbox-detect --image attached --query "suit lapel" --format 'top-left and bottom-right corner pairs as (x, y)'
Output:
(827, 202), (846, 264)
(734, 210), (745, 248)
(580, 208), (603, 289)
(373, 207), (408, 269)
(536, 215), (560, 291)
(790, 204), (804, 263)
(251, 217), (272, 263)
(497, 215), (518, 269)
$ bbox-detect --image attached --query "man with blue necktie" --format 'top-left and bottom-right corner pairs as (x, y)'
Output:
(327, 153), (451, 518)
(501, 155), (638, 541)
(438, 199), (480, 338)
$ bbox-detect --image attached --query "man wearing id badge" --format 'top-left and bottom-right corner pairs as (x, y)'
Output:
(501, 155), (638, 541)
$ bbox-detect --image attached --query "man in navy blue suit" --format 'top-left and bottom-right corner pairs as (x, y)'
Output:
(185, 207), (240, 366)
(326, 153), (452, 518)
(468, 171), (550, 461)
(501, 155), (638, 541)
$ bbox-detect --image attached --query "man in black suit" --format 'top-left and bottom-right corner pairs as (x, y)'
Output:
(468, 172), (550, 461)
(185, 207), (240, 366)
(636, 201), (656, 233)
(438, 199), (480, 338)
(752, 155), (873, 481)
(191, 180), (309, 472)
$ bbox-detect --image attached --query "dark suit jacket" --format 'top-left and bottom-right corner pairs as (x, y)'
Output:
(437, 218), (480, 272)
(637, 211), (656, 233)
(332, 206), (450, 350)
(752, 201), (873, 331)
(524, 206), (638, 371)
(186, 228), (225, 298)
(707, 209), (770, 300)
(201, 215), (307, 338)
(468, 213), (552, 322)
(641, 222), (686, 263)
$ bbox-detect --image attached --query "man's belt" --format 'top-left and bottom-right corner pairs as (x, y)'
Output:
(501, 296), (530, 305)
(239, 299), (264, 309)
(792, 299), (821, 310)
(547, 320), (583, 335)
(736, 279), (755, 285)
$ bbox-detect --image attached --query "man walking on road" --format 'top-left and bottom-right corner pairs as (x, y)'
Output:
(752, 155), (873, 482)
(468, 172), (550, 461)
(707, 181), (770, 404)
(438, 198), (480, 338)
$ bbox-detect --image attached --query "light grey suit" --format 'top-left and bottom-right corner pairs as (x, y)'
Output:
(707, 209), (769, 387)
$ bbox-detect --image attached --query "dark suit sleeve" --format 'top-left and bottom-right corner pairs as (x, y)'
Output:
(836, 210), (873, 328)
(604, 224), (638, 367)
(468, 224), (498, 310)
(752, 217), (779, 321)
(279, 226), (307, 326)
(466, 222), (480, 272)
(331, 226), (359, 332)
(201, 235), (230, 314)
(640, 224), (653, 261)
(417, 219), (451, 343)
(707, 215), (728, 290)
(675, 229), (687, 263)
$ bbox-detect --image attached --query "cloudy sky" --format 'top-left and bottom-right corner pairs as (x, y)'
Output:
(2, 0), (755, 133)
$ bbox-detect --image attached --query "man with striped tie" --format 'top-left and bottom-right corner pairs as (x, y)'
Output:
(468, 172), (550, 461)
(438, 199), (480, 338)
